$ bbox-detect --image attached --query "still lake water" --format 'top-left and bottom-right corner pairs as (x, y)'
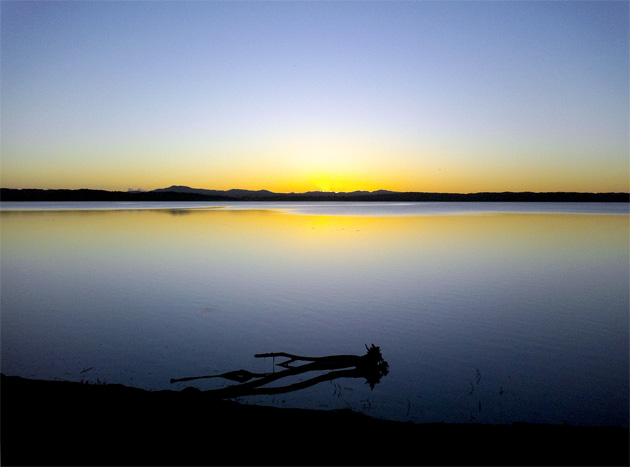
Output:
(1, 202), (628, 427)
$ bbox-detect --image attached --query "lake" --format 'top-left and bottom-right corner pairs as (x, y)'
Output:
(1, 201), (628, 427)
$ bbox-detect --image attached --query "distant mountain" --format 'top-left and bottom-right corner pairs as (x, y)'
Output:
(151, 186), (400, 199)
(1, 186), (628, 203)
(152, 185), (276, 199)
(152, 185), (223, 196)
(146, 186), (630, 202)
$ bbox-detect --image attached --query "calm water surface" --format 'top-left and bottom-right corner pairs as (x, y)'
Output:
(1, 202), (628, 427)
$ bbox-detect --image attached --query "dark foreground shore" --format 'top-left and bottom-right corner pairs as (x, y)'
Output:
(2, 374), (628, 466)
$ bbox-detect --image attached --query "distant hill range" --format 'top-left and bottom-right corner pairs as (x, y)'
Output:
(1, 185), (628, 202)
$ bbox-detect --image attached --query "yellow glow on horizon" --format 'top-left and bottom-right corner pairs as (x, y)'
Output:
(4, 168), (628, 194)
(1, 138), (628, 193)
(2, 112), (627, 194)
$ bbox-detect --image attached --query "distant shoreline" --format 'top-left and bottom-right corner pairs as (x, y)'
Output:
(2, 187), (628, 203)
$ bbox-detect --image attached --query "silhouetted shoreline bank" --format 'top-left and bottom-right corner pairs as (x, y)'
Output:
(2, 374), (627, 466)
(2, 187), (629, 203)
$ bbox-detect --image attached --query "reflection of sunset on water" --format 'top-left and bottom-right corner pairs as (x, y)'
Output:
(1, 204), (627, 427)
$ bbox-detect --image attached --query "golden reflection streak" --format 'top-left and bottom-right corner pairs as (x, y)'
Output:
(2, 209), (627, 270)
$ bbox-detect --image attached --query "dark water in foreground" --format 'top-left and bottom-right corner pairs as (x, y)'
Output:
(1, 202), (628, 427)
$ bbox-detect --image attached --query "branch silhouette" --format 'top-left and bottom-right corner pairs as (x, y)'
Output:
(170, 344), (389, 398)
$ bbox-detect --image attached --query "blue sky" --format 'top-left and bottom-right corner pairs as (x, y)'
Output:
(1, 1), (628, 192)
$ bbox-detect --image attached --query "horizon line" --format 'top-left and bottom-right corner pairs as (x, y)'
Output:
(2, 186), (629, 196)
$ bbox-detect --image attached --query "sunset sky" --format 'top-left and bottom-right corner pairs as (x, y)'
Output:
(1, 1), (628, 193)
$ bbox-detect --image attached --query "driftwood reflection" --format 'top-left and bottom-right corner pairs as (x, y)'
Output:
(170, 344), (389, 399)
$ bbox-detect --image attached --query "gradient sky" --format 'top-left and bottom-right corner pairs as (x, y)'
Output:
(1, 1), (628, 193)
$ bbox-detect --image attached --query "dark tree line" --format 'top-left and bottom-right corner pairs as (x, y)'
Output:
(2, 187), (628, 202)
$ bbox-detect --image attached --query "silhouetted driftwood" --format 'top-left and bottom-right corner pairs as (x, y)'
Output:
(169, 369), (267, 384)
(170, 344), (389, 398)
